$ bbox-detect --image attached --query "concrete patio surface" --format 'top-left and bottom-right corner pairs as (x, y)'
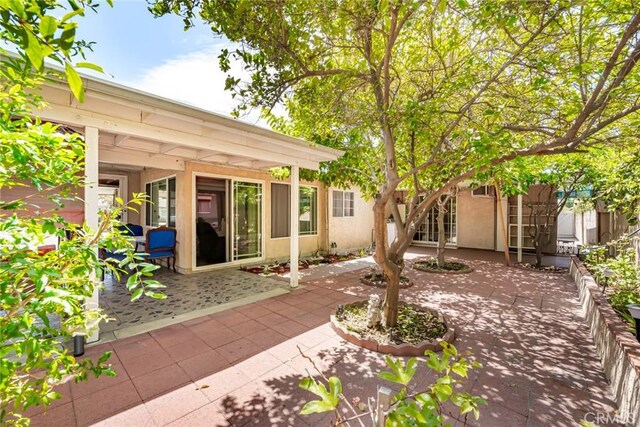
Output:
(27, 248), (620, 426)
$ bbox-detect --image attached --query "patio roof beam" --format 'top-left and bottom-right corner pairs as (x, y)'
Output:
(100, 148), (185, 171)
(196, 151), (231, 163)
(159, 143), (181, 154)
(114, 135), (130, 146)
(66, 80), (343, 160)
(251, 160), (279, 170)
(36, 105), (322, 170)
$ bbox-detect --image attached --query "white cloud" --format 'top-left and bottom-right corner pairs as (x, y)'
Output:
(125, 48), (268, 128)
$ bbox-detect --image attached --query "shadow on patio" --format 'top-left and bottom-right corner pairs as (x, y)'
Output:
(27, 248), (621, 426)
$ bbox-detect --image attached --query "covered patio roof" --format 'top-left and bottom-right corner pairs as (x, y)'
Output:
(30, 74), (344, 343)
(35, 75), (343, 171)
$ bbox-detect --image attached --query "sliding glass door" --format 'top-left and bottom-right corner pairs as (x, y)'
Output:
(232, 181), (263, 261)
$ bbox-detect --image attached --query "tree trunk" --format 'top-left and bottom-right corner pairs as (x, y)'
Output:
(383, 267), (401, 326)
(372, 199), (403, 327)
(436, 203), (446, 267)
(534, 226), (545, 267)
(535, 242), (544, 267)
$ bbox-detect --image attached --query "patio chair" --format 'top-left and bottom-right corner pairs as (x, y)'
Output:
(145, 227), (177, 272)
(196, 217), (225, 263)
(125, 223), (144, 236)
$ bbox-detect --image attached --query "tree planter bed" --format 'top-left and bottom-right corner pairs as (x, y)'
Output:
(570, 256), (640, 427)
(331, 301), (455, 356)
(242, 252), (367, 276)
(412, 259), (473, 274)
(360, 271), (414, 289)
(514, 262), (568, 274)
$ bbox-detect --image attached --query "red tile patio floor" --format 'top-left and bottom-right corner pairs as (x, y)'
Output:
(27, 248), (621, 426)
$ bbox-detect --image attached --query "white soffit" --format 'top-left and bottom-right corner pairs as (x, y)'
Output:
(37, 77), (343, 171)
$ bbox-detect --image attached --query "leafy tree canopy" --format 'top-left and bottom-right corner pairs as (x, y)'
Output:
(1, 1), (163, 424)
(150, 0), (640, 326)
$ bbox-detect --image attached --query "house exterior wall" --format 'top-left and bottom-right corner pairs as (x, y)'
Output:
(0, 182), (85, 224)
(328, 187), (375, 252)
(456, 188), (495, 250)
(140, 162), (330, 273)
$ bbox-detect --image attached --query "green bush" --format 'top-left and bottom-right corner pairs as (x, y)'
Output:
(0, 1), (163, 424)
(299, 342), (486, 426)
(583, 238), (640, 332)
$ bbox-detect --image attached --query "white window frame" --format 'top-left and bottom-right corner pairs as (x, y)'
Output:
(191, 172), (266, 272)
(412, 196), (458, 246)
(471, 185), (495, 198)
(99, 173), (128, 223)
(332, 190), (355, 217)
(144, 175), (177, 228)
(270, 183), (319, 239)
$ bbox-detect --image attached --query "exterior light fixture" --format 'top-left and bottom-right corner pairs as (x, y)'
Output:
(626, 304), (640, 342)
(602, 268), (614, 293)
(73, 335), (85, 356)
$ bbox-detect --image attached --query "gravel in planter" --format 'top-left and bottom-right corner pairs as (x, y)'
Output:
(360, 272), (413, 289)
(337, 302), (447, 345)
(412, 258), (472, 273)
(514, 262), (568, 273)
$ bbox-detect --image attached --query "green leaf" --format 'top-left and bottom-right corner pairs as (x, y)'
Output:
(300, 399), (336, 415)
(40, 16), (58, 38)
(298, 377), (339, 414)
(76, 62), (104, 73)
(65, 63), (84, 102)
(131, 288), (143, 302)
(25, 31), (45, 70)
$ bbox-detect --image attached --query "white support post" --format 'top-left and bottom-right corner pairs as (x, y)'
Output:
(517, 194), (523, 263)
(85, 127), (100, 343)
(290, 165), (300, 288)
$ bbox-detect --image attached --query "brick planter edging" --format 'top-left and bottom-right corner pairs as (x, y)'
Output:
(330, 303), (456, 357)
(570, 256), (640, 427)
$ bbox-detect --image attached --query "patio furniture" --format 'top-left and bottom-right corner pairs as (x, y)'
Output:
(117, 224), (145, 250)
(196, 217), (225, 263)
(125, 223), (144, 236)
(145, 227), (177, 272)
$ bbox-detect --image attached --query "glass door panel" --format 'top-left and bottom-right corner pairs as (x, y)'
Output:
(232, 181), (262, 260)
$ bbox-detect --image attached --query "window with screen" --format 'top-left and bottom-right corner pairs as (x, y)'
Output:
(332, 190), (354, 217)
(270, 183), (317, 238)
(145, 177), (176, 227)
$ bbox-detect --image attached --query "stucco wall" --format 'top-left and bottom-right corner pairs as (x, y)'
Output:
(140, 162), (328, 273)
(456, 188), (495, 250)
(0, 182), (85, 224)
(328, 186), (375, 252)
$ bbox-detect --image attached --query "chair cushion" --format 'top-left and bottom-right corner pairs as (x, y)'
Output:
(126, 224), (144, 236)
(147, 230), (176, 250)
(116, 225), (135, 236)
(146, 250), (174, 259)
(104, 251), (126, 261)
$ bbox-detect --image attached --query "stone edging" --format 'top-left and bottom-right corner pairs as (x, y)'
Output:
(569, 256), (640, 427)
(512, 263), (568, 274)
(330, 303), (455, 357)
(359, 274), (414, 289)
(412, 261), (473, 275)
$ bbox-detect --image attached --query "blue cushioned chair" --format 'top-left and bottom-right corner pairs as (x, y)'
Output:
(125, 224), (144, 237)
(116, 224), (135, 236)
(145, 227), (177, 272)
